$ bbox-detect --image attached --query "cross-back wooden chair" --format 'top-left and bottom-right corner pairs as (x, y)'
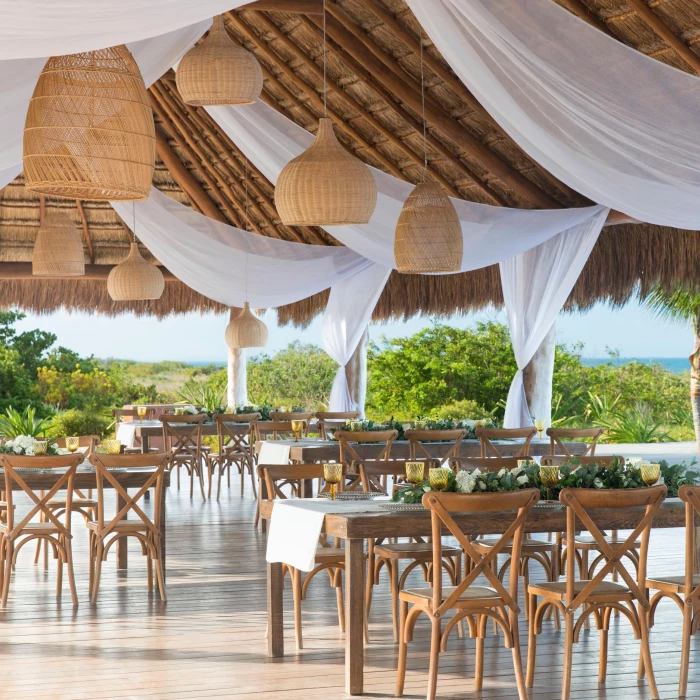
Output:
(547, 427), (604, 458)
(0, 454), (83, 608)
(405, 428), (466, 467)
(526, 485), (665, 700)
(476, 427), (536, 458)
(259, 463), (346, 649)
(87, 452), (169, 603)
(396, 489), (539, 700)
(336, 429), (397, 484)
(645, 484), (700, 697)
(160, 414), (206, 500)
(112, 408), (141, 422)
(315, 411), (360, 439)
(269, 412), (312, 436)
(206, 414), (258, 500)
(358, 458), (462, 643)
(253, 421), (295, 442)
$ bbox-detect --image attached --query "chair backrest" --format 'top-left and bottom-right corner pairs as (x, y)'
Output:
(452, 456), (533, 472)
(228, 412), (261, 422)
(678, 485), (700, 598)
(559, 485), (666, 611)
(316, 411), (360, 439)
(254, 421), (295, 441)
(270, 411), (313, 422)
(112, 408), (140, 423)
(212, 414), (254, 459)
(160, 414), (206, 461)
(259, 462), (341, 500)
(336, 429), (398, 467)
(0, 454), (82, 540)
(423, 489), (539, 617)
(405, 428), (466, 466)
(52, 435), (99, 455)
(476, 427), (536, 458)
(88, 452), (169, 539)
(358, 458), (437, 493)
(540, 454), (621, 467)
(547, 427), (604, 457)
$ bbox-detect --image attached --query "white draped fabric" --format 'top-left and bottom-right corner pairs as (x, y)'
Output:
(500, 207), (608, 428)
(206, 100), (609, 269)
(0, 2), (242, 59)
(407, 0), (700, 229)
(322, 265), (391, 412)
(0, 22), (209, 172)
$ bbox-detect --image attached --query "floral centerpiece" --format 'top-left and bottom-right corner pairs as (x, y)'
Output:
(0, 435), (66, 456)
(407, 417), (499, 440)
(334, 418), (405, 439)
(657, 459), (700, 497)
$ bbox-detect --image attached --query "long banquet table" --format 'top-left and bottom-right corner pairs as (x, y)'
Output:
(261, 497), (693, 696)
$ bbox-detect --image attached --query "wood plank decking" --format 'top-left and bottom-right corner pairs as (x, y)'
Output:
(0, 482), (697, 699)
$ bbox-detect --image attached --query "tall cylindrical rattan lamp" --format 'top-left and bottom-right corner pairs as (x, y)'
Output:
(23, 45), (155, 201)
(275, 117), (377, 226)
(225, 302), (268, 349)
(32, 212), (85, 277)
(107, 242), (164, 301)
(177, 16), (263, 106)
(394, 181), (462, 273)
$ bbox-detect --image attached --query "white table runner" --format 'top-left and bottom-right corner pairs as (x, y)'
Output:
(258, 441), (292, 465)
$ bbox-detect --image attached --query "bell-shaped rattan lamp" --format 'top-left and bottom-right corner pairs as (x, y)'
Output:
(225, 302), (268, 349)
(23, 45), (155, 201)
(394, 181), (462, 273)
(32, 212), (85, 277)
(107, 242), (164, 301)
(177, 16), (263, 106)
(275, 117), (377, 226)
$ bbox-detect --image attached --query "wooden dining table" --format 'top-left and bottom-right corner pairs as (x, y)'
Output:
(129, 419), (244, 452)
(261, 497), (694, 696)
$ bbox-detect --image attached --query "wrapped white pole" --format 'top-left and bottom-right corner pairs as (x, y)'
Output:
(226, 308), (248, 407)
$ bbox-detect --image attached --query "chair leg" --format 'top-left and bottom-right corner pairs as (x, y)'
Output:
(396, 600), (409, 697)
(56, 539), (63, 597)
(680, 602), (693, 697)
(562, 612), (575, 700)
(91, 539), (104, 604)
(389, 560), (400, 643)
(249, 461), (257, 497)
(599, 607), (609, 683)
(292, 567), (303, 650)
(64, 537), (78, 606)
(639, 602), (659, 699)
(147, 552), (153, 594)
(334, 570), (345, 633)
(207, 460), (214, 500)
(155, 545), (167, 603)
(510, 606), (528, 700)
(217, 463), (224, 501)
(475, 614), (486, 691)
(426, 617), (441, 700)
(1, 541), (13, 609)
(198, 462), (206, 500)
(526, 594), (537, 687)
(364, 541), (375, 644)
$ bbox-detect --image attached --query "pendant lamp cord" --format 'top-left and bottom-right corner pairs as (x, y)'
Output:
(132, 201), (136, 243)
(420, 31), (427, 181)
(323, 0), (327, 117)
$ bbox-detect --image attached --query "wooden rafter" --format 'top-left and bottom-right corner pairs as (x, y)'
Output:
(75, 200), (94, 263)
(239, 0), (323, 13)
(0, 261), (177, 281)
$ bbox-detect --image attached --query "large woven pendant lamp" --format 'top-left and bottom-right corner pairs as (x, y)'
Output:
(107, 204), (164, 301)
(177, 15), (263, 106)
(32, 207), (85, 277)
(274, 1), (376, 226)
(394, 34), (462, 273)
(23, 45), (155, 201)
(225, 159), (268, 349)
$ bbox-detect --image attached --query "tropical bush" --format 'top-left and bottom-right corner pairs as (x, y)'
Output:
(178, 374), (227, 416)
(0, 406), (50, 438)
(47, 409), (112, 439)
(431, 399), (494, 421)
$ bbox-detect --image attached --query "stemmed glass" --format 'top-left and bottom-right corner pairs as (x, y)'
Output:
(137, 406), (147, 423)
(539, 465), (559, 502)
(641, 462), (661, 486)
(429, 467), (450, 492)
(323, 462), (343, 501)
(406, 461), (425, 486)
(291, 419), (304, 442)
(534, 418), (546, 440)
(65, 436), (80, 454)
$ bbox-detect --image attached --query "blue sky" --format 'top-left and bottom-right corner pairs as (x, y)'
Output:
(12, 298), (693, 364)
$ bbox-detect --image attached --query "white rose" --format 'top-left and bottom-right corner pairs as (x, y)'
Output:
(479, 481), (487, 490)
(511, 466), (523, 477)
(472, 468), (481, 478)
(516, 474), (529, 485)
(13, 445), (22, 454)
(497, 468), (506, 478)
(455, 470), (476, 494)
(5, 440), (13, 448)
(593, 477), (604, 489)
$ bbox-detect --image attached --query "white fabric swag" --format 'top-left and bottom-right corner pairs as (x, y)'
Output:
(500, 207), (608, 428)
(407, 0), (700, 230)
(206, 100), (610, 270)
(0, 3), (243, 59)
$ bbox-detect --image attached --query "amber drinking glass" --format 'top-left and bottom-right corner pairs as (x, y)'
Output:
(291, 419), (304, 442)
(641, 462), (661, 486)
(429, 467), (450, 492)
(539, 464), (560, 502)
(103, 439), (121, 455)
(65, 436), (80, 454)
(406, 461), (425, 485)
(33, 440), (48, 456)
(534, 418), (546, 440)
(323, 462), (343, 500)
(137, 406), (147, 423)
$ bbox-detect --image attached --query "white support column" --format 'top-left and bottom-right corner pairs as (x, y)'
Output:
(226, 308), (248, 408)
(344, 329), (368, 418)
(522, 322), (556, 428)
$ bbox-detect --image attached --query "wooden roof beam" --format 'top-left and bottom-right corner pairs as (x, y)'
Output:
(239, 0), (323, 13)
(0, 262), (178, 281)
(75, 200), (94, 264)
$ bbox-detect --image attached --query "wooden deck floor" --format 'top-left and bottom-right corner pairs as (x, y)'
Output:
(0, 482), (698, 699)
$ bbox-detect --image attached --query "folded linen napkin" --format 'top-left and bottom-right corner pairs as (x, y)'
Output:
(115, 422), (137, 448)
(258, 441), (291, 465)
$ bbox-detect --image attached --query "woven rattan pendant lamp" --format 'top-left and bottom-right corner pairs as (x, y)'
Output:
(225, 160), (268, 349)
(274, 2), (376, 226)
(23, 45), (155, 201)
(107, 204), (164, 301)
(32, 208), (85, 277)
(394, 35), (462, 273)
(177, 15), (263, 106)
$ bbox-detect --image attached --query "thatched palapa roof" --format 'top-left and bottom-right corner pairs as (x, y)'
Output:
(2, 0), (700, 324)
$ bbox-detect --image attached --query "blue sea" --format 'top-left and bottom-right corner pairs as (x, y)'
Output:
(582, 357), (689, 374)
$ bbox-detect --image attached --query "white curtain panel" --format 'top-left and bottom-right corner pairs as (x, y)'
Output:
(407, 0), (700, 229)
(322, 265), (391, 412)
(500, 206), (608, 428)
(0, 2), (243, 59)
(0, 21), (209, 173)
(206, 100), (610, 269)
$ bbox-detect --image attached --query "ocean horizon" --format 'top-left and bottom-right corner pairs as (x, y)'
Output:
(582, 357), (689, 373)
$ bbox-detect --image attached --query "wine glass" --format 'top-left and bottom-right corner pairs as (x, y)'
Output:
(65, 436), (80, 454)
(539, 465), (560, 502)
(406, 461), (425, 485)
(534, 418), (546, 440)
(323, 462), (343, 500)
(641, 462), (661, 486)
(137, 406), (147, 423)
(429, 467), (450, 492)
(291, 419), (304, 442)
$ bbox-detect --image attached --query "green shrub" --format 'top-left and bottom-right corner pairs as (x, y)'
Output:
(48, 409), (112, 439)
(0, 405), (50, 438)
(431, 399), (493, 421)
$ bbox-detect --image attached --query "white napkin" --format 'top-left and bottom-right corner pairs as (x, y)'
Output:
(258, 441), (291, 465)
(116, 422), (137, 448)
(266, 500), (381, 571)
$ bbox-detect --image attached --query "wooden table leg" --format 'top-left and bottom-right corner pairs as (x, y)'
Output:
(116, 492), (127, 569)
(260, 479), (268, 535)
(267, 561), (284, 657)
(345, 538), (365, 695)
(159, 485), (167, 582)
(141, 435), (150, 454)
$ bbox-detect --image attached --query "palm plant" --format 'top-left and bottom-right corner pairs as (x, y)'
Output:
(177, 376), (227, 417)
(0, 405), (49, 438)
(643, 287), (700, 447)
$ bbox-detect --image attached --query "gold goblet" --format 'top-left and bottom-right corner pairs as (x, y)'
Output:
(65, 436), (80, 454)
(137, 406), (147, 423)
(406, 461), (425, 485)
(534, 418), (546, 440)
(539, 465), (560, 502)
(323, 462), (343, 501)
(33, 440), (48, 456)
(414, 420), (427, 431)
(429, 467), (450, 492)
(291, 419), (304, 442)
(641, 462), (661, 486)
(103, 439), (121, 455)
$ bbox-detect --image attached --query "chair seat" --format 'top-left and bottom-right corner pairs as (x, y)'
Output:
(375, 542), (461, 560)
(562, 534), (641, 550)
(528, 579), (630, 600)
(315, 546), (345, 563)
(646, 574), (700, 591)
(48, 498), (97, 508)
(86, 520), (148, 532)
(475, 537), (557, 553)
(401, 585), (501, 606)
(0, 521), (60, 535)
